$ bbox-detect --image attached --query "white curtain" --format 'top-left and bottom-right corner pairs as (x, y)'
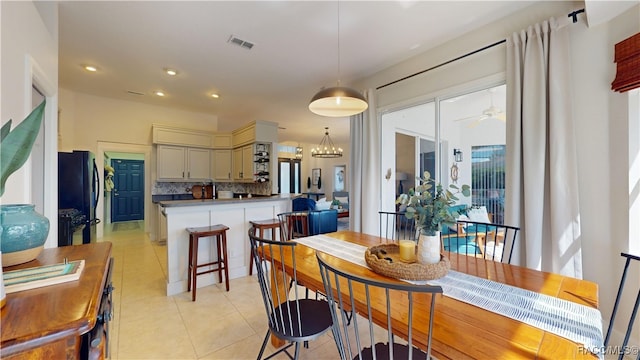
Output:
(505, 18), (582, 278)
(349, 89), (380, 235)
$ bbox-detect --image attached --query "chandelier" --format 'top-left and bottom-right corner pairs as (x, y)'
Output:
(308, 2), (368, 117)
(311, 127), (343, 158)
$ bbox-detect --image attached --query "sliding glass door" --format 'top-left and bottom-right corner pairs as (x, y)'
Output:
(381, 83), (507, 223)
(440, 84), (506, 223)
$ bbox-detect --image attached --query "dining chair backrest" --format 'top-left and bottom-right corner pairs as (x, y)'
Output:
(379, 211), (418, 242)
(248, 227), (337, 359)
(316, 252), (443, 360)
(604, 252), (640, 360)
(278, 211), (310, 240)
(442, 220), (519, 264)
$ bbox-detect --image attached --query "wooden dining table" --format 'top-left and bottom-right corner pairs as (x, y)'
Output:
(262, 230), (600, 360)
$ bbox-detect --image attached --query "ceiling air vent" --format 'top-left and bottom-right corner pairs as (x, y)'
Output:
(227, 35), (254, 50)
(127, 90), (145, 96)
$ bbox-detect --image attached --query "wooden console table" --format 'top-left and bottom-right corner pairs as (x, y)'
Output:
(1, 242), (113, 359)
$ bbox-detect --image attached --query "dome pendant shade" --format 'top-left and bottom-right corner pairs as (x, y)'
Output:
(309, 86), (368, 117)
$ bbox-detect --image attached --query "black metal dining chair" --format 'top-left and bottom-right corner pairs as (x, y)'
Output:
(278, 211), (310, 240)
(378, 211), (417, 242)
(442, 220), (520, 263)
(317, 252), (443, 360)
(604, 252), (640, 360)
(249, 227), (338, 359)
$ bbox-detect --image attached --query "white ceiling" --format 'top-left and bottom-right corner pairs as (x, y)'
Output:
(58, 1), (536, 144)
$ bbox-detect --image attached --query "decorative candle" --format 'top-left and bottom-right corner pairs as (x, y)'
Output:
(399, 240), (416, 262)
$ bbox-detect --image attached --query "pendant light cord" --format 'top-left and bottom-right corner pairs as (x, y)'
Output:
(337, 1), (341, 86)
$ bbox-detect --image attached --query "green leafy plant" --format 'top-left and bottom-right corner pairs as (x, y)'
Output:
(396, 171), (470, 236)
(0, 100), (46, 197)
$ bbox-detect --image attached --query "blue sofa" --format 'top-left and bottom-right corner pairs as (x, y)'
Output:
(293, 197), (316, 211)
(308, 209), (338, 235)
(290, 197), (338, 235)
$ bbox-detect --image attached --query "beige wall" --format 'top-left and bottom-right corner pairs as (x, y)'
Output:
(58, 89), (219, 153)
(1, 1), (59, 249)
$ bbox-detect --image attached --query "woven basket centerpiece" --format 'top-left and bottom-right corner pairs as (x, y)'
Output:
(364, 243), (450, 281)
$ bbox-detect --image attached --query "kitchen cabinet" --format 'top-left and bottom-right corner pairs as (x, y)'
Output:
(212, 133), (232, 149)
(231, 120), (278, 148)
(232, 145), (253, 181)
(157, 145), (211, 181)
(152, 123), (212, 148)
(213, 149), (232, 181)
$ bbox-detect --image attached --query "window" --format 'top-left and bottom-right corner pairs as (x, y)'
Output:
(381, 83), (507, 223)
(278, 158), (301, 194)
(441, 84), (507, 223)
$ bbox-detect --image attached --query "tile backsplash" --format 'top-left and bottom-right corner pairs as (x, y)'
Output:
(153, 181), (272, 196)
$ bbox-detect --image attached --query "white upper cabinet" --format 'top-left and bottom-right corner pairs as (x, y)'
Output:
(157, 145), (211, 181)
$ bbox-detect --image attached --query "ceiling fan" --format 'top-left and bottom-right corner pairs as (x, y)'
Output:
(453, 88), (506, 127)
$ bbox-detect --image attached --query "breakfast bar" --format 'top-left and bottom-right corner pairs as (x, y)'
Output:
(158, 194), (293, 296)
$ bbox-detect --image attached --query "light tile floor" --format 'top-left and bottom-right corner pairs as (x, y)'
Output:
(104, 221), (341, 359)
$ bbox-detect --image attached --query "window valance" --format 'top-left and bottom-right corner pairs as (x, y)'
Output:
(612, 32), (640, 93)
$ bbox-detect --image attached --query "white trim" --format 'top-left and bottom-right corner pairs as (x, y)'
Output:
(377, 73), (506, 116)
(25, 55), (58, 249)
(629, 89), (640, 255)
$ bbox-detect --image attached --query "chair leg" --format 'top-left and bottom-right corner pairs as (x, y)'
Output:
(257, 329), (271, 360)
(249, 247), (254, 275)
(216, 235), (223, 284)
(344, 310), (353, 326)
(191, 237), (199, 302)
(294, 342), (300, 360)
(221, 233), (230, 291)
(187, 235), (193, 292)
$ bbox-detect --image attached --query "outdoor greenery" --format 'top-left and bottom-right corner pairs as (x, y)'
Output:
(396, 171), (470, 236)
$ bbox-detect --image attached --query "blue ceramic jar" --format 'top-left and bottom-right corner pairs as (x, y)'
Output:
(0, 204), (50, 266)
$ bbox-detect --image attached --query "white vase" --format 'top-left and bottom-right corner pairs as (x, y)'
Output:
(417, 231), (441, 265)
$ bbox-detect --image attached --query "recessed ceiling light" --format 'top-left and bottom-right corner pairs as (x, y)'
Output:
(211, 93), (220, 98)
(164, 68), (177, 76)
(84, 65), (98, 72)
(155, 91), (165, 97)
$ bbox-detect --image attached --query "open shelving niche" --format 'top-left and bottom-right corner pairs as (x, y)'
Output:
(254, 143), (270, 183)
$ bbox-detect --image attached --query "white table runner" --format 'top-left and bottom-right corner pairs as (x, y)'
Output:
(295, 234), (604, 358)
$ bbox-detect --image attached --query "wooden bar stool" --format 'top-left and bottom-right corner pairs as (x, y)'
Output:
(248, 219), (280, 275)
(186, 224), (230, 301)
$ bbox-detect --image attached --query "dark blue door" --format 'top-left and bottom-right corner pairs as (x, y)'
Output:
(111, 159), (144, 222)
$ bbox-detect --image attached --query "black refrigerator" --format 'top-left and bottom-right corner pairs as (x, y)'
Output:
(58, 150), (101, 244)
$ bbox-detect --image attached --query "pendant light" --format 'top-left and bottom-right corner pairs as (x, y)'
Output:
(311, 127), (343, 158)
(309, 2), (368, 117)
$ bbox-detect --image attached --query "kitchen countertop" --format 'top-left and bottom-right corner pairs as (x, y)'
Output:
(158, 193), (296, 207)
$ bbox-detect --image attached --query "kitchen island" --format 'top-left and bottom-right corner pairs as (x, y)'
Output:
(159, 194), (294, 296)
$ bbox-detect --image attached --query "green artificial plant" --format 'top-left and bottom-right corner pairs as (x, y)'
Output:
(396, 171), (470, 236)
(0, 100), (46, 197)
